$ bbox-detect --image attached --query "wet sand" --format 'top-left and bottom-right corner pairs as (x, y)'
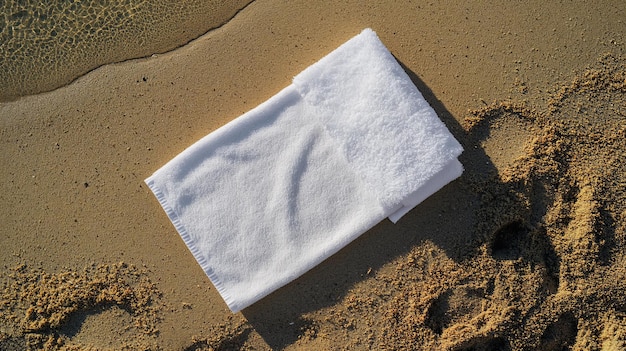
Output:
(1, 1), (625, 350)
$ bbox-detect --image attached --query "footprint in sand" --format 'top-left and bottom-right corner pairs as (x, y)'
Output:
(538, 312), (578, 351)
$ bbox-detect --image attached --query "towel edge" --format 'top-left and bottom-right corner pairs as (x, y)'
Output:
(387, 158), (464, 223)
(144, 177), (242, 313)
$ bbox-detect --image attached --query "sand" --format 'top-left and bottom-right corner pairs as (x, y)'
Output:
(1, 0), (625, 350)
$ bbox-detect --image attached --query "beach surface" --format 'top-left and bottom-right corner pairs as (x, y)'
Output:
(1, 1), (625, 350)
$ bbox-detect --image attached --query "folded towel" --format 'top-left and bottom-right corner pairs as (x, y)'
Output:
(145, 28), (463, 312)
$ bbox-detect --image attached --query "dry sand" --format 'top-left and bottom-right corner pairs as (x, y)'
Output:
(1, 1), (626, 350)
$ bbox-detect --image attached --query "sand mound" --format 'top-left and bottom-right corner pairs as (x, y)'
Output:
(0, 262), (162, 350)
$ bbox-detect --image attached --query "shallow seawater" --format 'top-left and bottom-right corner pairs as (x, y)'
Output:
(0, 0), (252, 101)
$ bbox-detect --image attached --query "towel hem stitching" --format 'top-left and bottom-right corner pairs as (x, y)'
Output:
(144, 177), (240, 312)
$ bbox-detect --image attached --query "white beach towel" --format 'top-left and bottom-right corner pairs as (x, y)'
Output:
(145, 28), (463, 312)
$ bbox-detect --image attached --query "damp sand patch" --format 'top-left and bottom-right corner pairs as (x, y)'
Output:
(0, 262), (162, 350)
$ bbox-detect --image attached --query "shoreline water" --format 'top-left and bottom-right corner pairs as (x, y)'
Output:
(1, 1), (625, 349)
(0, 0), (253, 102)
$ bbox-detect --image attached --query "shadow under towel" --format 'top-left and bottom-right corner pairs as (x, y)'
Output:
(145, 28), (463, 312)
